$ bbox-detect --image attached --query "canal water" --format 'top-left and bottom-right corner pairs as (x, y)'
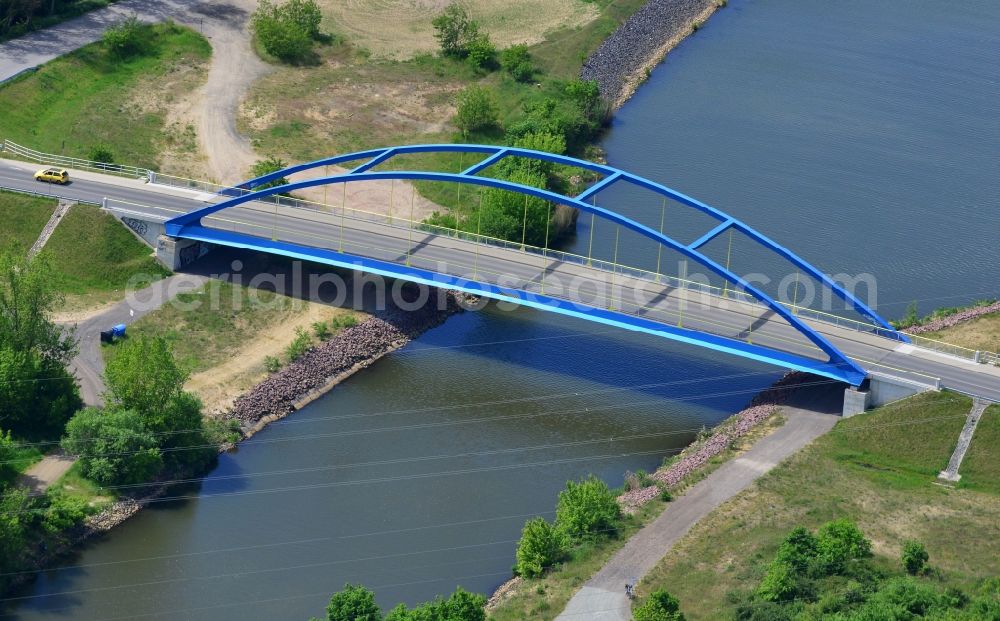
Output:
(6, 0), (999, 618)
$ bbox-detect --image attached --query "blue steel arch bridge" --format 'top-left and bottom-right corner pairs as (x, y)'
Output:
(158, 144), (923, 388)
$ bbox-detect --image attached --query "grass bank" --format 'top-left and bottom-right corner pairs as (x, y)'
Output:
(637, 391), (1000, 619)
(0, 190), (55, 252)
(487, 410), (788, 620)
(0, 22), (209, 170)
(921, 311), (1000, 353)
(39, 203), (169, 309)
(102, 278), (360, 413)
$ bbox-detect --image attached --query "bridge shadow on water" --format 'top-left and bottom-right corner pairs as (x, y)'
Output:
(177, 247), (809, 422)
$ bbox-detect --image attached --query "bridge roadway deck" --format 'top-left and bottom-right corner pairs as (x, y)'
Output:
(2, 159), (998, 401)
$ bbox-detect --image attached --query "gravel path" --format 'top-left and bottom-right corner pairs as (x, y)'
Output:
(0, 0), (268, 185)
(17, 452), (76, 495)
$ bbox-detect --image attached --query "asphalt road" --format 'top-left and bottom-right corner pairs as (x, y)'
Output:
(3, 157), (999, 402)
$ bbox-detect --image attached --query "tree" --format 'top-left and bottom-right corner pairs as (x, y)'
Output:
(250, 155), (291, 191)
(62, 407), (163, 486)
(515, 517), (566, 577)
(500, 44), (534, 82)
(431, 3), (479, 58)
(382, 587), (485, 621)
(0, 430), (16, 484)
(902, 540), (929, 575)
(0, 252), (81, 440)
(478, 167), (551, 247)
(324, 584), (381, 621)
(102, 16), (144, 58)
(0, 251), (75, 365)
(454, 85), (500, 134)
(634, 589), (686, 621)
(104, 336), (187, 418)
(555, 475), (620, 540)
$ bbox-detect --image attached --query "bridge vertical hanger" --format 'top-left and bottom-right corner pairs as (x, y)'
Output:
(165, 143), (908, 386)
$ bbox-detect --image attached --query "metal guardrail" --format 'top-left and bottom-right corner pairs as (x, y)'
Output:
(0, 183), (100, 206)
(1, 140), (151, 179)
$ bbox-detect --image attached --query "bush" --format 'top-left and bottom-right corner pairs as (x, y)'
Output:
(902, 540), (929, 575)
(324, 583), (381, 621)
(466, 32), (496, 71)
(500, 44), (534, 82)
(264, 355), (282, 373)
(755, 561), (812, 603)
(252, 0), (323, 63)
(62, 407), (163, 486)
(555, 475), (620, 540)
(432, 3), (479, 58)
(658, 486), (673, 502)
(89, 145), (114, 164)
(285, 327), (312, 362)
(335, 314), (358, 329)
(41, 491), (88, 537)
(634, 589), (686, 621)
(281, 0), (321, 38)
(773, 526), (818, 575)
(454, 85), (500, 134)
(515, 517), (566, 578)
(312, 321), (332, 341)
(103, 16), (144, 58)
(814, 518), (872, 575)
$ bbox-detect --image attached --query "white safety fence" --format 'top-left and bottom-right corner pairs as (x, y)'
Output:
(1, 139), (151, 179)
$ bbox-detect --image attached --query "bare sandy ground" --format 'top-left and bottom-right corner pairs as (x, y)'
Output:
(186, 302), (351, 415)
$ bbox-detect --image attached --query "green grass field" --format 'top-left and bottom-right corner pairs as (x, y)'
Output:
(0, 190), (55, 252)
(0, 22), (209, 170)
(102, 280), (323, 374)
(637, 392), (1000, 619)
(39, 203), (169, 304)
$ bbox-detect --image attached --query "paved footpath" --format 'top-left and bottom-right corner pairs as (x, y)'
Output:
(0, 0), (199, 83)
(556, 407), (839, 620)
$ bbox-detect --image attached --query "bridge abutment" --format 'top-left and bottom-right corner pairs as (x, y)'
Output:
(155, 235), (213, 271)
(842, 373), (937, 417)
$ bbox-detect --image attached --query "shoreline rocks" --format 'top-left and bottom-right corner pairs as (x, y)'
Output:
(617, 371), (811, 509)
(903, 300), (1000, 336)
(582, 0), (721, 107)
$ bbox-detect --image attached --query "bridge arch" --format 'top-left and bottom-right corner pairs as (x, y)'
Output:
(165, 145), (902, 386)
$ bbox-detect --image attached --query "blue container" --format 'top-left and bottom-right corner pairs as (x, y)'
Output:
(111, 324), (127, 338)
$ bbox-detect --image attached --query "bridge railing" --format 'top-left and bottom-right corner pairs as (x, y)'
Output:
(3, 136), (992, 368)
(1, 140), (152, 179)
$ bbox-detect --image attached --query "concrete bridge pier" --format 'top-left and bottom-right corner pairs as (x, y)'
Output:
(155, 235), (213, 271)
(842, 373), (938, 417)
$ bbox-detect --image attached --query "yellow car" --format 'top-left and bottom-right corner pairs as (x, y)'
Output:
(34, 167), (70, 184)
